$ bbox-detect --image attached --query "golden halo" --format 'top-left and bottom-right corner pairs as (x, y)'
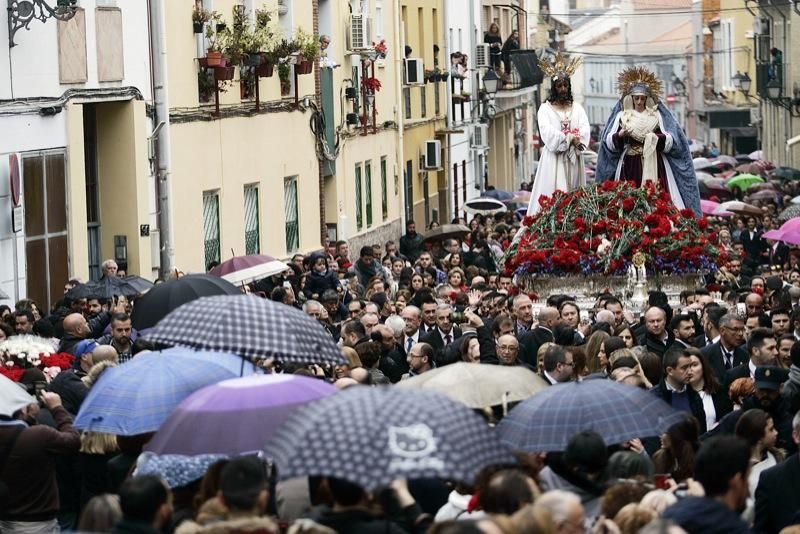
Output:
(538, 52), (582, 80)
(618, 65), (663, 100)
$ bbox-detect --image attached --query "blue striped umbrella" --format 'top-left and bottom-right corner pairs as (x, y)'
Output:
(497, 379), (686, 452)
(74, 350), (241, 435)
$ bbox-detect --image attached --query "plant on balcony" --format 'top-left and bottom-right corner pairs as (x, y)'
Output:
(361, 77), (382, 93)
(293, 28), (320, 74)
(204, 12), (229, 67)
(255, 6), (272, 28)
(192, 4), (212, 34)
(425, 67), (443, 83)
(198, 69), (215, 102)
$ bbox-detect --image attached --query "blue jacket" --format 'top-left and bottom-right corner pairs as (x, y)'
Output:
(662, 496), (751, 534)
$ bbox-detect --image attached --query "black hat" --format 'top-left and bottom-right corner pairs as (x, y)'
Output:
(754, 366), (789, 390)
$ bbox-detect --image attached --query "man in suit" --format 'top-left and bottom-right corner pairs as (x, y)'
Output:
(512, 294), (535, 335)
(419, 299), (438, 336)
(650, 347), (708, 433)
(702, 313), (748, 382)
(740, 216), (767, 266)
(767, 238), (790, 268)
(400, 305), (423, 356)
(421, 304), (462, 367)
(725, 327), (778, 385)
(519, 306), (560, 369)
(693, 304), (725, 349)
(540, 345), (574, 385)
(755, 411), (800, 534)
(670, 313), (696, 348)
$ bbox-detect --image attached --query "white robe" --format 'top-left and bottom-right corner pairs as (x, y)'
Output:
(528, 102), (590, 215)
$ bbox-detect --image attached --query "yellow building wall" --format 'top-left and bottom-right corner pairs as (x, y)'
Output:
(65, 103), (89, 281)
(719, 0), (758, 108)
(401, 0), (447, 226)
(166, 0), (315, 111)
(169, 111), (321, 270)
(487, 113), (515, 191)
(95, 101), (152, 276)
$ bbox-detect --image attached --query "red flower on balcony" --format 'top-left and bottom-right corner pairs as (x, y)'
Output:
(361, 76), (382, 93)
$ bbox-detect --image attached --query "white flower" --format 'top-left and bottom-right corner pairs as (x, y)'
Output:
(597, 238), (613, 256)
(0, 335), (55, 359)
(4, 360), (14, 367)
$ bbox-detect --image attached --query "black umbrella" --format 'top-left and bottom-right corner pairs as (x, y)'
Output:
(265, 387), (515, 491)
(772, 167), (800, 181)
(130, 274), (240, 330)
(121, 275), (155, 294)
(66, 277), (140, 300)
(422, 224), (471, 244)
(464, 197), (507, 215)
(146, 294), (346, 365)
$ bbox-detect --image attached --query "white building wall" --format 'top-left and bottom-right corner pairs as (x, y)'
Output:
(0, 0), (153, 305)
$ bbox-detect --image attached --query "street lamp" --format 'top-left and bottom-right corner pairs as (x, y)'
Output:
(740, 73), (752, 94)
(483, 69), (500, 97)
(732, 71), (743, 89)
(767, 78), (781, 100)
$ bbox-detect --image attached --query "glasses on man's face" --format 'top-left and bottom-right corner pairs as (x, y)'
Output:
(497, 344), (518, 353)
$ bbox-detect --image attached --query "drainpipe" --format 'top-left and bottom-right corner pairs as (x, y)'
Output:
(394, 0), (406, 227)
(149, 0), (176, 275)
(765, 0), (791, 166)
(313, 0), (325, 245)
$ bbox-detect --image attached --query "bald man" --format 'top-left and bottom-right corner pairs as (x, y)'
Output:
(495, 334), (525, 367)
(58, 299), (124, 356)
(518, 306), (561, 370)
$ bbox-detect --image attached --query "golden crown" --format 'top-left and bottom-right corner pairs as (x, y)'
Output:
(618, 65), (663, 99)
(538, 52), (581, 80)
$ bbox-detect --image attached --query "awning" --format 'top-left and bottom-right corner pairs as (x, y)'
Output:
(708, 108), (753, 129)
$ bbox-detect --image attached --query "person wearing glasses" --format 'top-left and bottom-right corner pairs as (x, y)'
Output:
(540, 345), (575, 385)
(401, 342), (435, 381)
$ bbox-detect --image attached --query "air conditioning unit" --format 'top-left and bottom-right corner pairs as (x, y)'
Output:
(471, 124), (489, 149)
(404, 58), (424, 85)
(475, 44), (491, 68)
(423, 140), (442, 169)
(348, 14), (372, 51)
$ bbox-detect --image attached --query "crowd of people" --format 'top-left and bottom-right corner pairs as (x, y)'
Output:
(3, 176), (800, 534)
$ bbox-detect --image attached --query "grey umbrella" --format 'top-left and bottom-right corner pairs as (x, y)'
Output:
(146, 294), (346, 365)
(266, 387), (515, 491)
(778, 205), (800, 222)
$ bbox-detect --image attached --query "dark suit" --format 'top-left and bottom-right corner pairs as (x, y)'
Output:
(741, 229), (766, 264)
(701, 341), (748, 384)
(421, 326), (463, 367)
(650, 380), (708, 434)
(755, 454), (800, 534)
(768, 241), (789, 267)
(639, 331), (675, 358)
(518, 327), (553, 369)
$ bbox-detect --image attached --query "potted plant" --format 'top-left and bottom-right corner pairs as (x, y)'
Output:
(192, 4), (211, 34)
(204, 11), (227, 67)
(255, 7), (272, 28)
(362, 76), (382, 93)
(198, 69), (215, 102)
(293, 28), (319, 75)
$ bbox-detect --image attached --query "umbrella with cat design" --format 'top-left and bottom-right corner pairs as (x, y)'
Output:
(265, 387), (514, 491)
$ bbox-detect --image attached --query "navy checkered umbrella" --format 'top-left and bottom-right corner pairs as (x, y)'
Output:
(497, 379), (686, 452)
(147, 295), (345, 366)
(265, 387), (515, 491)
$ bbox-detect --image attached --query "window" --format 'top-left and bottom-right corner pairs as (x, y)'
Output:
(404, 87), (411, 119)
(375, 0), (384, 39)
(381, 157), (388, 221)
(365, 161), (373, 227)
(202, 191), (221, 269)
(423, 173), (430, 226)
(404, 160), (413, 223)
(420, 86), (427, 117)
(712, 20), (734, 91)
(284, 177), (299, 253)
(355, 164), (363, 230)
(243, 184), (260, 255)
(434, 82), (440, 116)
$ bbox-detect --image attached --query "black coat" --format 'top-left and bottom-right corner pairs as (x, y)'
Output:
(701, 341), (748, 384)
(741, 229), (766, 262)
(303, 269), (339, 300)
(518, 327), (552, 369)
(399, 233), (424, 262)
(421, 326), (463, 367)
(662, 496), (750, 534)
(639, 331), (675, 358)
(754, 454), (800, 534)
(650, 381), (708, 434)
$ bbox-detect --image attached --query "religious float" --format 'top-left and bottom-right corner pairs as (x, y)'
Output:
(504, 180), (721, 310)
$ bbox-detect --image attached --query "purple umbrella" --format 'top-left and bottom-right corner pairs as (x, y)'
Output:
(746, 190), (780, 202)
(209, 254), (289, 285)
(145, 374), (335, 455)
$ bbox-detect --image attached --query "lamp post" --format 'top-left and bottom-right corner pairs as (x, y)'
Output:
(765, 78), (800, 116)
(739, 73), (752, 94)
(8, 0), (79, 47)
(482, 69), (500, 97)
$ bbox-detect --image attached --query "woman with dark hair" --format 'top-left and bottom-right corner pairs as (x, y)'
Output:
(585, 330), (610, 375)
(613, 324), (636, 349)
(652, 416), (700, 483)
(501, 29), (520, 76)
(686, 348), (724, 430)
(735, 408), (785, 522)
(460, 332), (481, 363)
(409, 273), (425, 296)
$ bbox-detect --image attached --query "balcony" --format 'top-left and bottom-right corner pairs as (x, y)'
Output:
(755, 62), (782, 99)
(498, 50), (543, 95)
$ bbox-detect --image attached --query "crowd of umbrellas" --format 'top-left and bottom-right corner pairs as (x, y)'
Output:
(1, 291), (687, 493)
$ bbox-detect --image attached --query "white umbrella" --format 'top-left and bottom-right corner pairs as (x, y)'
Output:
(0, 375), (34, 417)
(791, 196), (800, 205)
(396, 362), (547, 410)
(749, 150), (764, 160)
(713, 201), (763, 216)
(693, 157), (715, 171)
